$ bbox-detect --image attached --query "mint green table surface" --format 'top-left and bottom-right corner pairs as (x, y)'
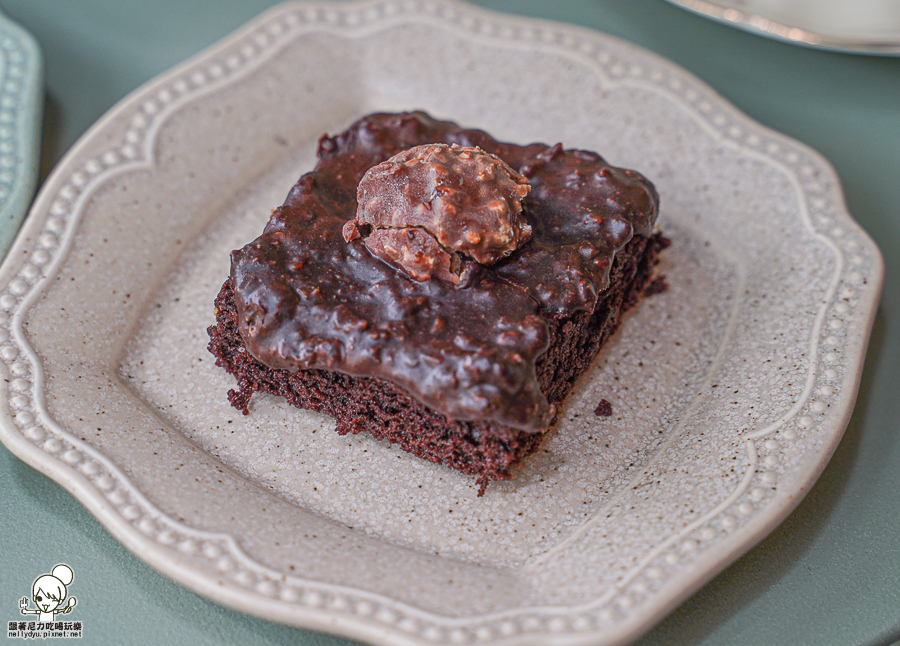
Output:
(0, 1), (897, 645)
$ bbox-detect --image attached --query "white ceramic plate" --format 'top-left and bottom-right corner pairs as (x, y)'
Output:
(667, 0), (900, 54)
(0, 1), (883, 645)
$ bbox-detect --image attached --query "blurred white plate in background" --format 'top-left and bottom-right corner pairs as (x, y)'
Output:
(668, 0), (900, 54)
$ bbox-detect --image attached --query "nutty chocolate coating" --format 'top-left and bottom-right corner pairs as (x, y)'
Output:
(343, 143), (532, 285)
(230, 112), (659, 432)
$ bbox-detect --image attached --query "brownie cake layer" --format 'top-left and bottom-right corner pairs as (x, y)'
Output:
(208, 232), (667, 490)
(229, 112), (661, 433)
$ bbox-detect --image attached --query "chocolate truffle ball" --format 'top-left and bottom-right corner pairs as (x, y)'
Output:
(343, 143), (532, 285)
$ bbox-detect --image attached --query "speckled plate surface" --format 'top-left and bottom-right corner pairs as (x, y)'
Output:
(0, 1), (883, 645)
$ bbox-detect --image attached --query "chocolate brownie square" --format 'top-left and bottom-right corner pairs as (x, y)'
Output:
(207, 112), (666, 492)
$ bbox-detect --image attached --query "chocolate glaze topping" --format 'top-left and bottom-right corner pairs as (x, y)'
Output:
(230, 112), (659, 432)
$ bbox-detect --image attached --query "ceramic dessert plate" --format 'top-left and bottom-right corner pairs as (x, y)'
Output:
(0, 11), (42, 257)
(0, 2), (883, 645)
(666, 0), (900, 55)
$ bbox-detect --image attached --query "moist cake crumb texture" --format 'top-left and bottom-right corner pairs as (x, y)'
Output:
(594, 399), (614, 417)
